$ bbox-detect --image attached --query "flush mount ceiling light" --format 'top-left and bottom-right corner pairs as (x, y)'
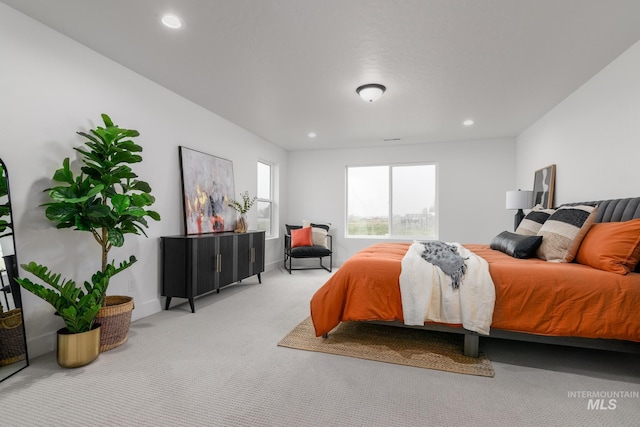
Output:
(356, 84), (386, 103)
(161, 14), (183, 29)
(307, 132), (317, 138)
(463, 119), (475, 126)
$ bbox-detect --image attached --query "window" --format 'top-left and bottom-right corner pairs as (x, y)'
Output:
(257, 161), (273, 237)
(346, 163), (437, 239)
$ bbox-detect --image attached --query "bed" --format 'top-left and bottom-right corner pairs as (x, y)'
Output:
(310, 197), (640, 357)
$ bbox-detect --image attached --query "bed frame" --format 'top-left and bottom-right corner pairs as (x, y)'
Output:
(339, 197), (640, 357)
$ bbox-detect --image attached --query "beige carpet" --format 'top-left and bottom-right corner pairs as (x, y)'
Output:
(278, 317), (494, 377)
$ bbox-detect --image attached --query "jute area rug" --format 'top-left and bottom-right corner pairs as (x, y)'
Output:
(278, 317), (494, 377)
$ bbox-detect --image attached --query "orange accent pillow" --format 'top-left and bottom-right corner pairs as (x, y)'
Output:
(291, 226), (313, 248)
(575, 219), (640, 275)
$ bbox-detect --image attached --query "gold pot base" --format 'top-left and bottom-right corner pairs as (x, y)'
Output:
(57, 325), (101, 368)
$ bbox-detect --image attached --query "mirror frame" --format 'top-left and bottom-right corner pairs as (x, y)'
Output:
(0, 157), (29, 382)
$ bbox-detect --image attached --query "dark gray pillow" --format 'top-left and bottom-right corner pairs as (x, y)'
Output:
(490, 231), (543, 259)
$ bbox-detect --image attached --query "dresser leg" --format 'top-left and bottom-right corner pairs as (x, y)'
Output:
(165, 297), (172, 310)
(189, 298), (195, 313)
(258, 273), (262, 284)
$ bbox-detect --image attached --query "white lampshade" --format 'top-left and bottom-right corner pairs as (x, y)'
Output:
(506, 190), (533, 210)
(356, 84), (386, 102)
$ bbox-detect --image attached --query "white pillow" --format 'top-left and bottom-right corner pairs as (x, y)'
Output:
(302, 220), (331, 248)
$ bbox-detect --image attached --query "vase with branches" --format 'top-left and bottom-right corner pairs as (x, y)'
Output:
(228, 191), (256, 233)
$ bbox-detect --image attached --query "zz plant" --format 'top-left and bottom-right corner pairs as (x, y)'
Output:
(16, 259), (132, 333)
(17, 114), (160, 330)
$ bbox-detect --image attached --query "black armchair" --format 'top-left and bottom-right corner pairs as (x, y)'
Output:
(284, 227), (332, 273)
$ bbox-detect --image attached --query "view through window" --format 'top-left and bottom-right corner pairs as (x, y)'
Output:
(257, 161), (272, 237)
(346, 163), (437, 238)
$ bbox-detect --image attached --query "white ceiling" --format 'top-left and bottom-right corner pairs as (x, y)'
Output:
(4, 0), (640, 151)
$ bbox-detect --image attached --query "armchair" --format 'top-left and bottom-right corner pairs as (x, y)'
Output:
(284, 224), (333, 273)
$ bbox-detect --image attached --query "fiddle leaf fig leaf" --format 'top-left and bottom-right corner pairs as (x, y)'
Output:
(130, 180), (152, 193)
(111, 194), (131, 214)
(131, 193), (153, 207)
(108, 228), (125, 247)
(146, 210), (160, 221)
(52, 158), (74, 184)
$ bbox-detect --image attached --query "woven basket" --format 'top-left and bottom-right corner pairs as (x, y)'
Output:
(95, 295), (134, 352)
(0, 308), (26, 366)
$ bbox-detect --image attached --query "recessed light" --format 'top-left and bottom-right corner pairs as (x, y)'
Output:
(161, 14), (183, 29)
(308, 132), (317, 138)
(463, 119), (474, 126)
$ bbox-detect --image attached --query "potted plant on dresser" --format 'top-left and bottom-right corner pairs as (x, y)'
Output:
(19, 113), (160, 355)
(229, 191), (256, 233)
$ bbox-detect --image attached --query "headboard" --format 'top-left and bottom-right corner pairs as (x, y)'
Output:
(563, 197), (640, 223)
(594, 198), (640, 222)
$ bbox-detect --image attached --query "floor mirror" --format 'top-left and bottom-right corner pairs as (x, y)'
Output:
(0, 157), (29, 382)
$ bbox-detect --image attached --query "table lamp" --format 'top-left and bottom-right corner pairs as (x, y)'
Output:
(506, 190), (533, 231)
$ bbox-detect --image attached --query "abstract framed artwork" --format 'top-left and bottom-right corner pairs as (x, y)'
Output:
(179, 146), (236, 234)
(532, 164), (556, 209)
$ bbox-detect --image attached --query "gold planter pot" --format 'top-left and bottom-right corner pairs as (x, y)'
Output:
(57, 324), (101, 368)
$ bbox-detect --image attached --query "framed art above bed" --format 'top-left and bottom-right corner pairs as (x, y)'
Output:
(179, 146), (236, 234)
(533, 164), (556, 208)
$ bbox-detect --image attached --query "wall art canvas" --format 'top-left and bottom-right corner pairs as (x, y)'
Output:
(179, 146), (236, 234)
(533, 164), (556, 209)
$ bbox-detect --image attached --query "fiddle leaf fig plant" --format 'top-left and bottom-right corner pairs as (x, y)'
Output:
(44, 114), (160, 276)
(18, 114), (160, 314)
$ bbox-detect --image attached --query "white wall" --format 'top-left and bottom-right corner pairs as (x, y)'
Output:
(288, 138), (516, 265)
(517, 40), (640, 204)
(0, 4), (288, 357)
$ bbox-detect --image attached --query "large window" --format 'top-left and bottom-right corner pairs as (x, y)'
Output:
(346, 163), (437, 239)
(256, 161), (273, 237)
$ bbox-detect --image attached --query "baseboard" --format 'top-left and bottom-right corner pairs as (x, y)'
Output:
(130, 297), (162, 322)
(264, 260), (280, 272)
(27, 332), (57, 359)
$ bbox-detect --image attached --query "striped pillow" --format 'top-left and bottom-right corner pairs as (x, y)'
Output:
(536, 204), (598, 262)
(516, 206), (556, 236)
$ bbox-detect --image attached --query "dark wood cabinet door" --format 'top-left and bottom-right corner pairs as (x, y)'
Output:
(195, 236), (216, 295)
(251, 231), (265, 276)
(161, 238), (191, 298)
(236, 233), (251, 281)
(217, 234), (235, 288)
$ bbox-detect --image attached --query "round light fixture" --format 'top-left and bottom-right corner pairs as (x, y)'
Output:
(161, 14), (183, 29)
(356, 84), (386, 103)
(308, 132), (317, 138)
(463, 119), (474, 126)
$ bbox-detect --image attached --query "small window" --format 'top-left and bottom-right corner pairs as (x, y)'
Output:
(346, 163), (437, 239)
(257, 161), (273, 237)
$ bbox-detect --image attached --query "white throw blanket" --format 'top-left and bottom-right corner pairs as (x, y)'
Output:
(399, 241), (496, 335)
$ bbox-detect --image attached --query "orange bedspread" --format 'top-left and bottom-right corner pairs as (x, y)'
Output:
(310, 243), (640, 342)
